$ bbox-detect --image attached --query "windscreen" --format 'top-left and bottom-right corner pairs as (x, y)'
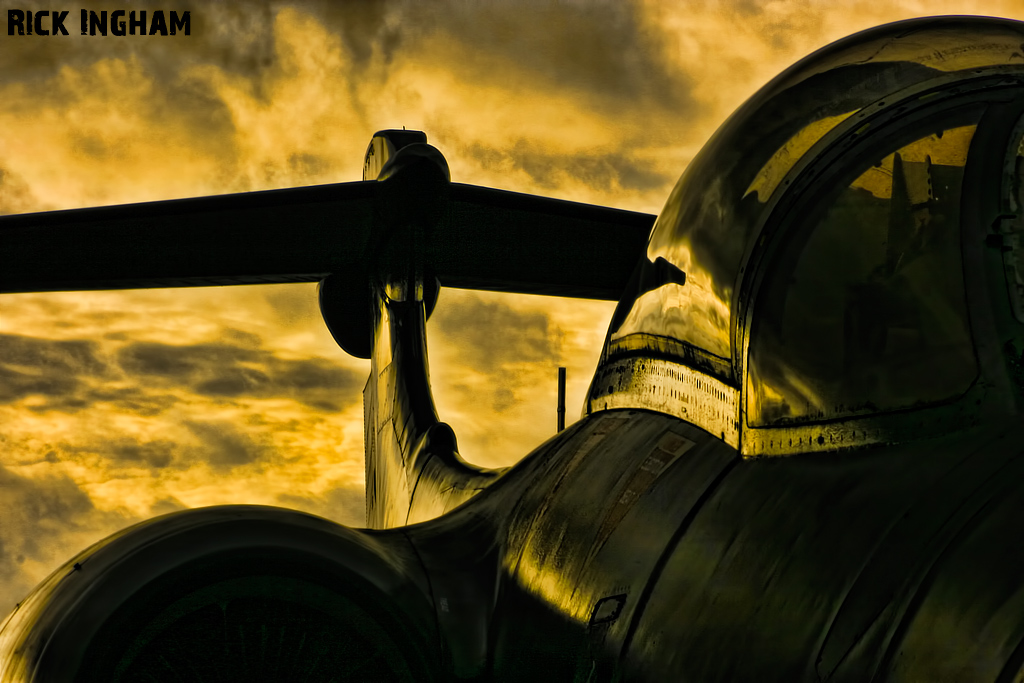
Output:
(746, 114), (980, 426)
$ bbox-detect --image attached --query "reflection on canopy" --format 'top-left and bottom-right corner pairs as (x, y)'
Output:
(611, 242), (730, 360)
(850, 125), (975, 199)
(744, 110), (857, 203)
(747, 120), (979, 426)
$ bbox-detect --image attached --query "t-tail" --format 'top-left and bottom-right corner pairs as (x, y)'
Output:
(319, 129), (655, 528)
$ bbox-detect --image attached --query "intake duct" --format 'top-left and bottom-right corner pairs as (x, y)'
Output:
(0, 506), (441, 682)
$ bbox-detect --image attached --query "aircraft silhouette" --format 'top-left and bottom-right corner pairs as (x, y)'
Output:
(4, 14), (1024, 682)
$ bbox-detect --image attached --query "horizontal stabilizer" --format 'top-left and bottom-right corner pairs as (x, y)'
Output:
(0, 181), (654, 301)
(440, 184), (653, 299)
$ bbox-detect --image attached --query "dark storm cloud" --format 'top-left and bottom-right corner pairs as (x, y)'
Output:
(436, 296), (557, 370)
(0, 364), (81, 404)
(0, 2), (116, 82)
(273, 357), (359, 391)
(0, 466), (94, 536)
(0, 462), (123, 607)
(2, 30), (233, 132)
(0, 333), (107, 376)
(0, 1), (266, 82)
(55, 422), (270, 472)
(116, 337), (362, 411)
(400, 0), (694, 115)
(0, 0), (698, 220)
(0, 330), (359, 414)
(304, 0), (401, 65)
(468, 140), (671, 192)
(117, 339), (258, 379)
(109, 438), (177, 469)
(0, 334), (110, 406)
(171, 1), (397, 81)
(83, 385), (181, 417)
(233, 354), (363, 411)
(193, 366), (272, 397)
(2, 0), (694, 134)
(0, 1), (392, 90)
(0, 1), (397, 82)
(184, 419), (270, 469)
(12, 384), (180, 416)
(433, 294), (561, 412)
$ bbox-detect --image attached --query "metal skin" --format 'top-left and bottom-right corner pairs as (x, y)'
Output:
(4, 15), (1024, 683)
(0, 507), (444, 681)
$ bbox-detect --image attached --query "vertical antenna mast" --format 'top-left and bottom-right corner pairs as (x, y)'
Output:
(557, 367), (566, 432)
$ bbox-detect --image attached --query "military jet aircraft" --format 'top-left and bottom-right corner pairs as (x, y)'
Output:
(3, 14), (1024, 682)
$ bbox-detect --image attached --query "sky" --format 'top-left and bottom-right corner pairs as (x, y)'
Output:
(2, 0), (1023, 610)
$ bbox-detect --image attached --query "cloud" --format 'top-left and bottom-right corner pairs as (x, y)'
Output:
(0, 333), (108, 376)
(108, 438), (178, 469)
(277, 484), (365, 527)
(270, 357), (363, 410)
(0, 364), (82, 405)
(184, 420), (271, 469)
(0, 462), (134, 608)
(115, 338), (362, 411)
(0, 333), (112, 409)
(118, 339), (256, 379)
(464, 141), (673, 194)
(424, 289), (616, 468)
(394, 0), (693, 114)
(0, 2), (277, 83)
(433, 293), (560, 411)
(436, 295), (558, 368)
(193, 367), (273, 397)
(0, 318), (366, 550)
(148, 496), (188, 516)
(302, 0), (403, 67)
(0, 166), (46, 215)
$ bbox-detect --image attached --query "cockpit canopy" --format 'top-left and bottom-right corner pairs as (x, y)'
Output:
(592, 16), (1024, 454)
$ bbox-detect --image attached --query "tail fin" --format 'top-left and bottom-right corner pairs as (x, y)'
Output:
(363, 277), (505, 529)
(359, 132), (504, 529)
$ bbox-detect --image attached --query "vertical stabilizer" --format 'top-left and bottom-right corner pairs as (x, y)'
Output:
(358, 131), (505, 530)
